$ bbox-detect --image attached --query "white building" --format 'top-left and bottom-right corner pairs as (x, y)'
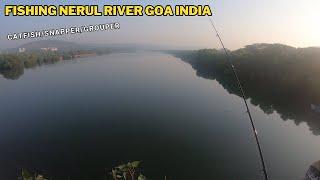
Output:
(18, 48), (26, 53)
(41, 47), (58, 52)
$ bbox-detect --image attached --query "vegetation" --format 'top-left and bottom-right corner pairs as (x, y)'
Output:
(18, 169), (48, 180)
(0, 51), (59, 79)
(18, 161), (150, 180)
(0, 49), (111, 79)
(171, 43), (320, 135)
(111, 161), (147, 180)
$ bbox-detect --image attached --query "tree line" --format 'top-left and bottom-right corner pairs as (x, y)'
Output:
(0, 49), (111, 80)
(171, 43), (320, 135)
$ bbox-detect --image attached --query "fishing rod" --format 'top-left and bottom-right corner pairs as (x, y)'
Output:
(208, 17), (269, 180)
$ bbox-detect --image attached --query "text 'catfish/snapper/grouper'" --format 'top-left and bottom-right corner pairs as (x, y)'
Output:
(7, 22), (120, 41)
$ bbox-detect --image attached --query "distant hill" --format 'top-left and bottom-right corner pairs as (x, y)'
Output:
(13, 40), (167, 53)
(17, 40), (84, 52)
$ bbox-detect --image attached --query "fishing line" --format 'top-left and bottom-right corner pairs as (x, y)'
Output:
(208, 17), (269, 180)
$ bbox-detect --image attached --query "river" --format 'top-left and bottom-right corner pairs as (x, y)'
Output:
(0, 52), (319, 179)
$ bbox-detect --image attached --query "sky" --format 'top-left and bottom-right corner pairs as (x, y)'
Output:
(0, 0), (319, 50)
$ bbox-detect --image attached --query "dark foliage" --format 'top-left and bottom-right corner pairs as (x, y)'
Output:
(172, 43), (320, 135)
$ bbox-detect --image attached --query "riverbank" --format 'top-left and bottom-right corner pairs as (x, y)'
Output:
(0, 50), (106, 79)
(170, 43), (320, 134)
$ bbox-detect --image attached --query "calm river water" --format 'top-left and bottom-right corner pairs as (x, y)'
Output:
(0, 52), (319, 179)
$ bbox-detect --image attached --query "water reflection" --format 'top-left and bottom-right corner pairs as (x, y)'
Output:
(0, 67), (24, 80)
(176, 55), (320, 135)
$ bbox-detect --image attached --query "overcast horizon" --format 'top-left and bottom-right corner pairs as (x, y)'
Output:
(1, 0), (319, 50)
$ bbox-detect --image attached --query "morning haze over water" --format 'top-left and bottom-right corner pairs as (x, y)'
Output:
(0, 0), (320, 179)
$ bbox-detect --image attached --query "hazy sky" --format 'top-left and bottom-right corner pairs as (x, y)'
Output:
(0, 0), (319, 50)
